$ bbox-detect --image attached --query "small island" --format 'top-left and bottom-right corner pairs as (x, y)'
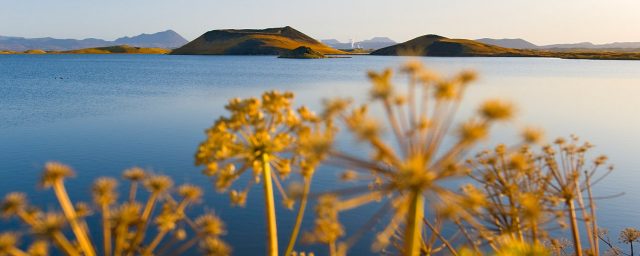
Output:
(278, 46), (325, 59)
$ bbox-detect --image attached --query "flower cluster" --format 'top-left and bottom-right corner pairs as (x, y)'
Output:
(0, 163), (229, 256)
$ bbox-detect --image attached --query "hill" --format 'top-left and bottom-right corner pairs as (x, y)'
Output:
(373, 34), (640, 60)
(23, 49), (47, 54)
(278, 46), (325, 59)
(56, 45), (170, 54)
(0, 30), (187, 51)
(371, 34), (536, 57)
(171, 26), (345, 55)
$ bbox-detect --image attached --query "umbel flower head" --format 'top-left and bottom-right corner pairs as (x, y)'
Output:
(466, 144), (554, 245)
(41, 162), (74, 188)
(619, 227), (640, 244)
(92, 177), (118, 206)
(306, 61), (516, 255)
(195, 90), (332, 256)
(196, 91), (300, 192)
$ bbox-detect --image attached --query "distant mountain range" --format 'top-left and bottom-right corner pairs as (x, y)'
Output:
(476, 38), (640, 50)
(321, 37), (396, 50)
(0, 30), (188, 51)
(172, 26), (344, 55)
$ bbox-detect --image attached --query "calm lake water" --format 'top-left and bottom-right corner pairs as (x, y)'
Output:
(1, 54), (639, 255)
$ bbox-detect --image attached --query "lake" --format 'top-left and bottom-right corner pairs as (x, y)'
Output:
(1, 54), (639, 255)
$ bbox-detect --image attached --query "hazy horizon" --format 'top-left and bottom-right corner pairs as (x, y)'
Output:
(2, 0), (640, 45)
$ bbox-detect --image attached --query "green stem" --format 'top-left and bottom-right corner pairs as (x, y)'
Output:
(404, 191), (424, 256)
(262, 154), (279, 256)
(284, 176), (312, 256)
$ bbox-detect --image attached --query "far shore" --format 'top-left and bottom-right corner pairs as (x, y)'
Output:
(4, 48), (640, 61)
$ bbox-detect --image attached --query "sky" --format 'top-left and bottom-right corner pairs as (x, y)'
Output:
(1, 0), (640, 45)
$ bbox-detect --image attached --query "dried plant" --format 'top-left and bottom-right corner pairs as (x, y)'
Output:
(296, 61), (521, 256)
(0, 162), (229, 256)
(465, 136), (614, 256)
(196, 90), (335, 256)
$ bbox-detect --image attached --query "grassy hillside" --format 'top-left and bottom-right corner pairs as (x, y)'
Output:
(278, 46), (326, 59)
(58, 45), (170, 54)
(371, 34), (538, 57)
(172, 26), (346, 55)
(372, 34), (640, 60)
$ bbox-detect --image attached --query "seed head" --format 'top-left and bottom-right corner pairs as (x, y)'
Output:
(619, 227), (640, 244)
(479, 100), (514, 121)
(199, 236), (232, 256)
(521, 127), (544, 144)
(399, 60), (423, 74)
(456, 70), (478, 84)
(92, 177), (118, 206)
(32, 213), (66, 236)
(229, 190), (247, 207)
(322, 98), (351, 119)
(144, 175), (173, 193)
(178, 184), (203, 202)
(123, 167), (146, 181)
(41, 162), (74, 188)
(435, 81), (458, 100)
(458, 121), (488, 143)
(195, 213), (227, 237)
(112, 202), (141, 226)
(74, 202), (92, 218)
(1, 192), (27, 218)
(368, 69), (393, 100)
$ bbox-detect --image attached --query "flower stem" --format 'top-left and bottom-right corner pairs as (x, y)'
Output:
(262, 154), (279, 256)
(128, 192), (159, 255)
(404, 191), (424, 256)
(101, 204), (112, 256)
(8, 248), (29, 256)
(567, 199), (583, 256)
(52, 228), (81, 256)
(53, 182), (96, 256)
(129, 181), (138, 203)
(284, 176), (312, 256)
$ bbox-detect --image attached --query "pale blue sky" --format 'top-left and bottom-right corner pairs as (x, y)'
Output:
(1, 0), (639, 45)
